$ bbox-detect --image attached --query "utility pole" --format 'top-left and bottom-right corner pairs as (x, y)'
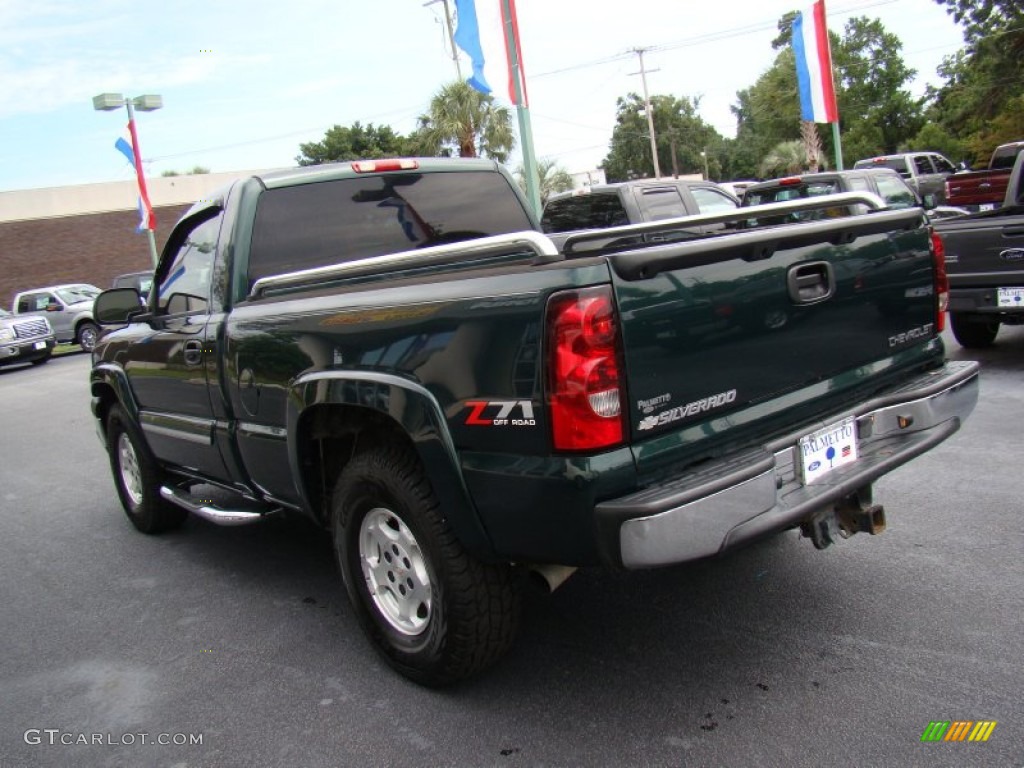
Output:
(424, 0), (461, 79)
(630, 48), (661, 179)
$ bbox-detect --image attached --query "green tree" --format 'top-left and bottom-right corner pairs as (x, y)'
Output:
(924, 1), (1023, 165)
(835, 18), (924, 156)
(730, 50), (802, 178)
(296, 122), (411, 166)
(160, 165), (210, 177)
(906, 123), (967, 165)
(932, 0), (1023, 48)
(414, 81), (515, 163)
(602, 93), (724, 182)
(760, 140), (807, 177)
(514, 159), (573, 204)
(727, 15), (923, 174)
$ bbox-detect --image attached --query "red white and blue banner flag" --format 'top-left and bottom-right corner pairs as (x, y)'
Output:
(793, 0), (838, 124)
(453, 0), (528, 106)
(114, 122), (157, 231)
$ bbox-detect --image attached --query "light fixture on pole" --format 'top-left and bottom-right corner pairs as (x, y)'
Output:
(93, 93), (163, 268)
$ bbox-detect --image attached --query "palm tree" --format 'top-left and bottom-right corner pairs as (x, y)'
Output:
(515, 159), (574, 204)
(800, 121), (825, 172)
(759, 140), (808, 177)
(415, 81), (515, 163)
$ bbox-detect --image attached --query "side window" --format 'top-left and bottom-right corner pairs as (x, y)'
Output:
(637, 187), (687, 221)
(913, 155), (934, 175)
(690, 187), (739, 214)
(18, 294), (47, 312)
(846, 177), (870, 192)
(156, 213), (224, 315)
(29, 293), (55, 311)
(932, 155), (955, 174)
(874, 175), (917, 208)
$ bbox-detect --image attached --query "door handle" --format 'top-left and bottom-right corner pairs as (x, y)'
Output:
(183, 340), (204, 366)
(788, 262), (835, 304)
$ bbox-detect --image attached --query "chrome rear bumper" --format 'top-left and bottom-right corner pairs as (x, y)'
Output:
(599, 361), (980, 568)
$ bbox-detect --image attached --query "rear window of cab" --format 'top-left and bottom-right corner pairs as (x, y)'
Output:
(541, 193), (629, 233)
(743, 181), (841, 207)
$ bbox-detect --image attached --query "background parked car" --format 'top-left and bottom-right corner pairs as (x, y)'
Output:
(0, 308), (56, 367)
(12, 283), (101, 352)
(739, 168), (923, 227)
(852, 152), (958, 204)
(540, 178), (740, 253)
(718, 180), (758, 201)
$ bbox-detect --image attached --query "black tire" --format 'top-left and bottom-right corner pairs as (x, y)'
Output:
(106, 404), (187, 534)
(950, 312), (999, 349)
(77, 322), (100, 352)
(332, 447), (521, 687)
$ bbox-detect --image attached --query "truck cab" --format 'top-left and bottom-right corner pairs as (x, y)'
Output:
(853, 152), (957, 204)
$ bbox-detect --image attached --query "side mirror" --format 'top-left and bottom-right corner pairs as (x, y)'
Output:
(45, 303), (63, 312)
(921, 193), (937, 210)
(94, 288), (145, 325)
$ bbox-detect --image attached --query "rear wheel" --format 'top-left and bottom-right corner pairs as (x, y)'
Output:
(77, 322), (99, 352)
(106, 404), (187, 533)
(332, 447), (521, 687)
(950, 312), (999, 349)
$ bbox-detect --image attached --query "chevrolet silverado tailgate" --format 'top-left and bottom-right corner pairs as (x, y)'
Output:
(593, 205), (942, 453)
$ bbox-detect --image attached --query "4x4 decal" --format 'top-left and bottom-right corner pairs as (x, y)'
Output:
(464, 400), (536, 426)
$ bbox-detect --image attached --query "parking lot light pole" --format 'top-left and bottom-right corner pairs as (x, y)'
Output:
(92, 93), (163, 268)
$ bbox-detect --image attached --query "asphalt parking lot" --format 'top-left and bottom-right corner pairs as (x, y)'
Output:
(1, 329), (1021, 768)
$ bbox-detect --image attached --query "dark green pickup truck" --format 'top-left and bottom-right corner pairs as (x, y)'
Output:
(90, 157), (978, 686)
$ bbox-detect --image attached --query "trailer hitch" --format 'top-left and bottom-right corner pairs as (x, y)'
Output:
(801, 490), (886, 550)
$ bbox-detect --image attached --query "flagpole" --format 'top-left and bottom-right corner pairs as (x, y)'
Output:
(500, 0), (541, 219)
(125, 98), (160, 268)
(831, 122), (844, 171)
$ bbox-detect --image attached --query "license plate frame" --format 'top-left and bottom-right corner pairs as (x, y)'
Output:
(799, 416), (858, 484)
(33, 341), (47, 350)
(997, 287), (1024, 308)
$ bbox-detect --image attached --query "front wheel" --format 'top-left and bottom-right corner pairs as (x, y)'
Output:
(332, 447), (521, 687)
(77, 322), (99, 352)
(106, 404), (187, 534)
(949, 312), (999, 349)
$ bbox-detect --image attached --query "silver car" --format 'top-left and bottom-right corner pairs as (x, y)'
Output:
(12, 283), (101, 351)
(0, 308), (56, 367)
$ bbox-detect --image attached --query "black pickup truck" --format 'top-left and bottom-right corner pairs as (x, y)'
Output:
(934, 149), (1024, 348)
(90, 157), (978, 686)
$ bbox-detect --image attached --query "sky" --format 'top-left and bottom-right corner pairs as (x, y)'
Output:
(0, 0), (967, 193)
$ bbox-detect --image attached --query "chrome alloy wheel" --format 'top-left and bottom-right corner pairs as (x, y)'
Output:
(358, 507), (432, 636)
(117, 433), (144, 507)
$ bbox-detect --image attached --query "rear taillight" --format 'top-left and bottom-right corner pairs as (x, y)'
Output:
(546, 286), (625, 452)
(930, 228), (948, 333)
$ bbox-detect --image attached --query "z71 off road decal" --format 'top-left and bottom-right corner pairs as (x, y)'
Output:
(464, 400), (536, 427)
(638, 389), (737, 431)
